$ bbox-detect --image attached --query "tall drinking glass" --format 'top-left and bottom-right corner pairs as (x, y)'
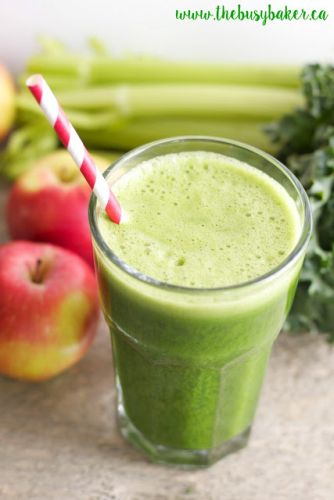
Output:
(88, 137), (312, 467)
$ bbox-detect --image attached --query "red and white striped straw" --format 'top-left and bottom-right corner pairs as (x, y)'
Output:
(26, 74), (122, 224)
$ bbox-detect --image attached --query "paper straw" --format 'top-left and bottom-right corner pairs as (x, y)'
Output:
(26, 74), (122, 224)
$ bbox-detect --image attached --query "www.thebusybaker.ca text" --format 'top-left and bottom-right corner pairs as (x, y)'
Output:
(175, 4), (329, 26)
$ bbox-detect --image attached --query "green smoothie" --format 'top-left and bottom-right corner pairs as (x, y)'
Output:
(90, 140), (310, 466)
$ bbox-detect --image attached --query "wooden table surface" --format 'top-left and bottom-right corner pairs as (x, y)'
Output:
(0, 183), (333, 500)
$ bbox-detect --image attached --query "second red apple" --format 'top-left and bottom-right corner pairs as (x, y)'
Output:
(6, 150), (111, 267)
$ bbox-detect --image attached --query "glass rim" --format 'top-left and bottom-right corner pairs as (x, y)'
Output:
(89, 136), (312, 294)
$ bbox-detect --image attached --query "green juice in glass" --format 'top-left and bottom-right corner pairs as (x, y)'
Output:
(89, 138), (311, 467)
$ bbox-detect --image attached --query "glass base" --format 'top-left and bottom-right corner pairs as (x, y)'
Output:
(117, 398), (251, 468)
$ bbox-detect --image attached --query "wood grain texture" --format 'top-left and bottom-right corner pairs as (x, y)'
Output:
(0, 183), (333, 500)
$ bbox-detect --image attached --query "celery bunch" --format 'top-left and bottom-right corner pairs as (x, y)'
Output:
(1, 38), (303, 180)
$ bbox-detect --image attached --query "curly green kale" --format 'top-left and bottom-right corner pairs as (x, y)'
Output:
(267, 64), (334, 341)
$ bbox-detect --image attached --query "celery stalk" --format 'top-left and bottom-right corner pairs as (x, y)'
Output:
(18, 73), (83, 91)
(79, 118), (274, 153)
(16, 94), (124, 130)
(53, 84), (302, 121)
(17, 83), (302, 124)
(28, 53), (300, 88)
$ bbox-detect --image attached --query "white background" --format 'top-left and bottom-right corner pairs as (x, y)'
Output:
(0, 0), (333, 73)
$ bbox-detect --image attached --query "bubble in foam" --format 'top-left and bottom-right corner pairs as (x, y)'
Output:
(176, 257), (186, 267)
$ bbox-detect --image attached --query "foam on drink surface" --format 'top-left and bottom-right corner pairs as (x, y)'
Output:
(98, 152), (301, 288)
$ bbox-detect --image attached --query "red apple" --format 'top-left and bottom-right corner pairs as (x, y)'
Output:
(0, 241), (99, 381)
(0, 63), (15, 141)
(6, 150), (110, 267)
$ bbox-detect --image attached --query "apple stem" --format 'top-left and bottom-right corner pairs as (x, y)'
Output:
(58, 165), (78, 183)
(30, 258), (49, 284)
